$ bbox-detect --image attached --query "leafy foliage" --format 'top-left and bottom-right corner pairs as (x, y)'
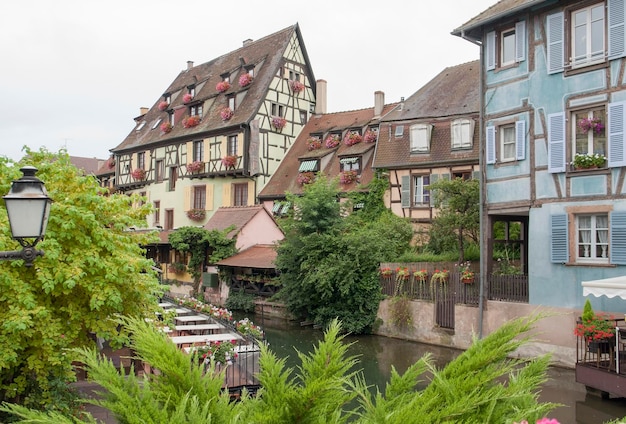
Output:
(0, 315), (559, 423)
(275, 175), (412, 333)
(225, 288), (256, 313)
(0, 148), (163, 411)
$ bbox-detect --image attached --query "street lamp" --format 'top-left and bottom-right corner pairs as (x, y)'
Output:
(0, 166), (52, 266)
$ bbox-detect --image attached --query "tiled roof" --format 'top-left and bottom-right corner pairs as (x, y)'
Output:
(452, 0), (544, 39)
(258, 103), (398, 199)
(70, 156), (105, 175)
(373, 61), (480, 169)
(112, 24), (309, 153)
(215, 244), (277, 269)
(203, 205), (268, 238)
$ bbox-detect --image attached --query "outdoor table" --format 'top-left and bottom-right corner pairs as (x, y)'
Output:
(174, 324), (224, 335)
(174, 315), (210, 325)
(159, 302), (174, 309)
(171, 333), (242, 348)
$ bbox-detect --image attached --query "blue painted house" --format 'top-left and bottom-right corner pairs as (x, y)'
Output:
(453, 0), (626, 315)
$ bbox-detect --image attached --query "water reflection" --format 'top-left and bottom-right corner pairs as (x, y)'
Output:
(258, 316), (626, 423)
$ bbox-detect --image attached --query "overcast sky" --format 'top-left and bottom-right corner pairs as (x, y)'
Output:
(0, 0), (495, 162)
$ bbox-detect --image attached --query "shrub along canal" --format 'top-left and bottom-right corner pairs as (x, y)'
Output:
(256, 316), (626, 423)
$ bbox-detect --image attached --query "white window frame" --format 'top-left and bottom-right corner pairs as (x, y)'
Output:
(395, 125), (404, 138)
(410, 124), (432, 152)
(571, 3), (606, 68)
(137, 152), (146, 169)
(451, 119), (474, 149)
(572, 107), (607, 158)
(500, 27), (516, 66)
(576, 214), (609, 263)
(340, 157), (360, 172)
(412, 175), (430, 206)
(500, 124), (516, 162)
(190, 104), (203, 117)
(228, 135), (238, 156)
(193, 141), (203, 162)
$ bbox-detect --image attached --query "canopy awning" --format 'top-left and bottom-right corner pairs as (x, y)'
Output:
(582, 276), (626, 299)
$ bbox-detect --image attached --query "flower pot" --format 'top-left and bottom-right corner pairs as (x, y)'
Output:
(462, 278), (474, 284)
(588, 339), (612, 354)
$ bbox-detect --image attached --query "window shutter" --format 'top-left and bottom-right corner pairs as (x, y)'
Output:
(184, 186), (192, 212)
(486, 31), (496, 71)
(204, 139), (210, 162)
(515, 21), (526, 62)
(548, 112), (566, 173)
(516, 120), (526, 160)
(550, 214), (568, 263)
(247, 181), (255, 205)
(186, 142), (193, 162)
(608, 0), (626, 60)
(205, 184), (214, 211)
(608, 101), (626, 167)
(547, 12), (565, 74)
(429, 174), (439, 207)
(611, 211), (626, 264)
(486, 126), (496, 164)
(222, 184), (231, 207)
(401, 175), (410, 208)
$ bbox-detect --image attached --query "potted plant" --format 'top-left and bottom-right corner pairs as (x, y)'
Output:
(297, 171), (315, 185)
(158, 100), (169, 111)
(221, 155), (237, 168)
(272, 116), (287, 130)
(183, 93), (194, 104)
(325, 134), (340, 148)
(575, 299), (616, 353)
(431, 269), (449, 285)
(186, 208), (206, 221)
(160, 122), (173, 133)
(289, 80), (305, 93)
(239, 72), (253, 87)
(168, 262), (186, 274)
(307, 137), (322, 151)
(187, 161), (204, 173)
(183, 115), (201, 128)
(344, 132), (363, 146)
(220, 107), (234, 121)
(216, 81), (231, 93)
(339, 170), (358, 185)
(571, 153), (606, 170)
(380, 267), (393, 277)
(413, 269), (428, 284)
(196, 339), (238, 365)
(577, 117), (604, 134)
(458, 261), (475, 283)
(131, 168), (146, 181)
(364, 130), (378, 143)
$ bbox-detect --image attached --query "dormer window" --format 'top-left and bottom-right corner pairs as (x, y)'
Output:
(245, 65), (255, 77)
(152, 118), (162, 130)
(187, 86), (195, 97)
(451, 119), (474, 149)
(163, 93), (171, 104)
(135, 121), (146, 131)
(228, 95), (236, 111)
(410, 124), (433, 152)
(190, 104), (203, 117)
(298, 159), (318, 172)
(340, 157), (360, 172)
(221, 73), (230, 83)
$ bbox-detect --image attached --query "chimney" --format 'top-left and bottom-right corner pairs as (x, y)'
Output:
(374, 91), (384, 118)
(140, 107), (149, 116)
(315, 79), (327, 115)
(399, 97), (405, 111)
(242, 38), (253, 47)
(187, 60), (194, 70)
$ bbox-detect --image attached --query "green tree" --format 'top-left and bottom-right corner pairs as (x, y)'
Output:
(168, 226), (236, 294)
(0, 148), (163, 411)
(427, 177), (479, 261)
(0, 315), (561, 423)
(275, 175), (412, 333)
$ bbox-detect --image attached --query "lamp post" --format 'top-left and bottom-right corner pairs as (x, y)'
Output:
(0, 166), (52, 266)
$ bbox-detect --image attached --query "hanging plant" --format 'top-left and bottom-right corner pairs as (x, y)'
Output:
(158, 101), (169, 111)
(289, 80), (304, 93)
(578, 117), (604, 134)
(186, 208), (206, 221)
(272, 116), (287, 130)
(344, 132), (363, 146)
(220, 107), (234, 121)
(216, 81), (231, 93)
(239, 73), (253, 87)
(325, 134), (340, 148)
(306, 137), (322, 151)
(183, 115), (201, 128)
(160, 122), (173, 133)
(364, 130), (378, 143)
(183, 93), (194, 104)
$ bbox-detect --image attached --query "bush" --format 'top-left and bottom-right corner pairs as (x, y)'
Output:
(225, 289), (256, 313)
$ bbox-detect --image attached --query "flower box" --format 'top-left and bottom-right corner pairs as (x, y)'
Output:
(183, 115), (200, 128)
(339, 170), (358, 184)
(131, 168), (146, 181)
(307, 137), (322, 151)
(220, 107), (234, 121)
(380, 267), (393, 277)
(183, 93), (194, 104)
(571, 153), (606, 170)
(239, 73), (253, 87)
(216, 81), (231, 93)
(221, 155), (237, 168)
(413, 270), (428, 283)
(325, 134), (340, 149)
(160, 122), (173, 133)
(272, 116), (287, 130)
(289, 80), (304, 93)
(344, 132), (363, 146)
(186, 208), (206, 221)
(364, 130), (378, 143)
(297, 172), (315, 185)
(187, 161), (204, 173)
(158, 101), (169, 111)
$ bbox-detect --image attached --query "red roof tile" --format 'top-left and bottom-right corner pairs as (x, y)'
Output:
(215, 244), (277, 269)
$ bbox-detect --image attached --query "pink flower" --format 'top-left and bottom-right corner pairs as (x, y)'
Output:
(160, 122), (173, 133)
(158, 101), (169, 111)
(220, 107), (234, 121)
(216, 81), (231, 93)
(289, 80), (304, 93)
(183, 115), (200, 128)
(183, 93), (193, 103)
(325, 134), (340, 148)
(344, 132), (363, 146)
(239, 73), (253, 87)
(364, 130), (378, 143)
(272, 116), (287, 129)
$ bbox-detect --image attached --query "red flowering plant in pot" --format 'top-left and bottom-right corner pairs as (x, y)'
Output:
(187, 161), (204, 173)
(186, 208), (206, 221)
(239, 72), (253, 87)
(216, 81), (231, 93)
(297, 172), (315, 185)
(221, 155), (237, 168)
(183, 93), (194, 104)
(160, 122), (173, 133)
(364, 129), (378, 143)
(339, 170), (358, 185)
(575, 299), (616, 343)
(325, 134), (340, 148)
(306, 136), (322, 151)
(158, 100), (169, 111)
(344, 132), (363, 146)
(131, 168), (146, 181)
(272, 116), (287, 130)
(220, 107), (234, 121)
(289, 80), (304, 93)
(379, 267), (393, 277)
(183, 115), (201, 128)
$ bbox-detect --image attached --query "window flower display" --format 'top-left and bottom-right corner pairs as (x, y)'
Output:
(183, 93), (194, 104)
(297, 171), (315, 185)
(577, 117), (604, 134)
(344, 132), (363, 146)
(187, 161), (204, 173)
(216, 81), (231, 93)
(183, 115), (200, 128)
(307, 137), (322, 151)
(289, 80), (304, 93)
(221, 155), (237, 168)
(220, 107), (234, 121)
(158, 100), (169, 111)
(571, 153), (606, 169)
(325, 134), (340, 148)
(160, 122), (173, 133)
(131, 168), (146, 181)
(339, 170), (358, 184)
(239, 72), (253, 87)
(364, 130), (378, 143)
(186, 208), (206, 221)
(272, 116), (287, 130)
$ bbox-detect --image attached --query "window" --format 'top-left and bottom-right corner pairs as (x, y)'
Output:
(188, 86), (196, 97)
(136, 121), (146, 131)
(168, 166), (177, 191)
(572, 4), (605, 67)
(193, 186), (206, 210)
(233, 183), (248, 206)
(193, 141), (204, 162)
(271, 103), (284, 117)
(573, 108), (606, 158)
(486, 120), (526, 164)
(500, 124), (516, 162)
(451, 119), (474, 149)
(486, 21), (526, 70)
(410, 124), (432, 152)
(395, 125), (404, 138)
(577, 214), (609, 263)
(340, 157), (360, 172)
(152, 118), (162, 130)
(154, 201), (160, 224)
(247, 67), (255, 78)
(190, 104), (203, 117)
(299, 110), (307, 124)
(298, 159), (318, 172)
(289, 70), (300, 81)
(228, 135), (238, 156)
(165, 209), (174, 230)
(137, 152), (145, 169)
(221, 74), (230, 83)
(413, 175), (430, 206)
(169, 112), (174, 125)
(164, 93), (171, 104)
(155, 160), (164, 183)
(228, 96), (235, 110)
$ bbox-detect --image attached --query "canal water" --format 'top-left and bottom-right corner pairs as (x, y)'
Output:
(256, 316), (626, 424)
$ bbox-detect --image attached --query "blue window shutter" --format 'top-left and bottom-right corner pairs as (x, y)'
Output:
(516, 120), (526, 160)
(401, 175), (410, 208)
(547, 12), (565, 74)
(548, 112), (566, 173)
(515, 21), (526, 62)
(486, 31), (496, 71)
(608, 101), (626, 167)
(611, 211), (626, 264)
(486, 126), (496, 164)
(550, 214), (568, 263)
(608, 0), (626, 60)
